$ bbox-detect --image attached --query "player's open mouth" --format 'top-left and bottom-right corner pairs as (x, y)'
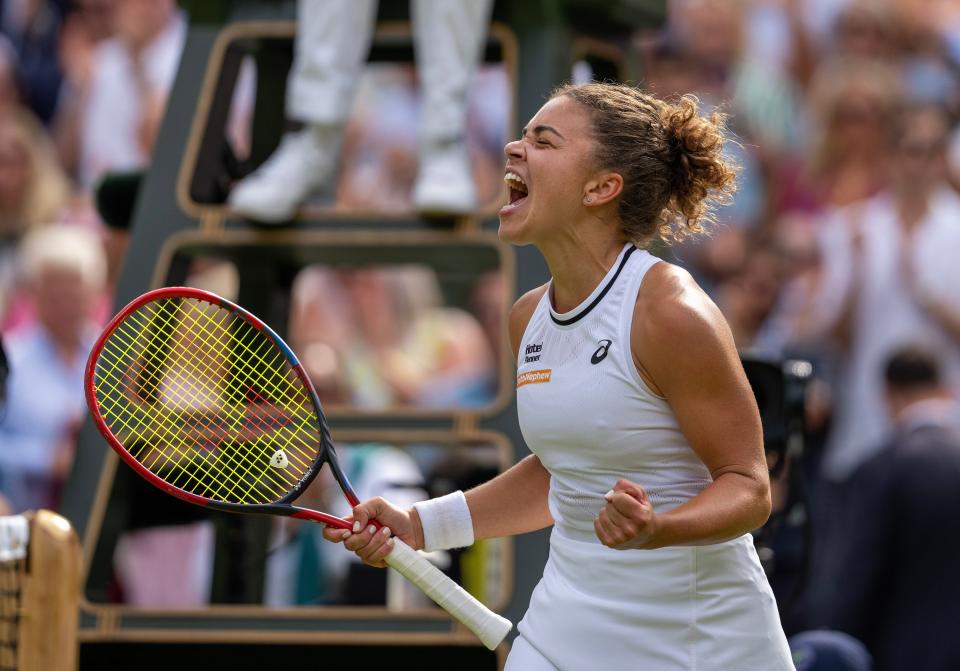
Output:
(501, 171), (529, 215)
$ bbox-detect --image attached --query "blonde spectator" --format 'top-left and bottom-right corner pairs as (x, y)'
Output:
(0, 113), (71, 240)
(776, 58), (899, 217)
(0, 225), (106, 512)
(0, 112), (71, 322)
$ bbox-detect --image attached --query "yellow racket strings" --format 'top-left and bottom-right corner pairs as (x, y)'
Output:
(95, 299), (316, 503)
(94, 299), (305, 503)
(130, 302), (310, 499)
(94, 297), (322, 504)
(100, 299), (318, 502)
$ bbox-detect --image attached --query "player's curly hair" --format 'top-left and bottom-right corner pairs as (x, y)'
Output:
(552, 82), (738, 245)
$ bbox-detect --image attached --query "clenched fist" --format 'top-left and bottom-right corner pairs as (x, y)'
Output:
(594, 479), (660, 550)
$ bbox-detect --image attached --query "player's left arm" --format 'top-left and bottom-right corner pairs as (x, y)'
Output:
(595, 263), (771, 550)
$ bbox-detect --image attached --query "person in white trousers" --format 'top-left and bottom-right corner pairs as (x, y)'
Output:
(228, 0), (492, 221)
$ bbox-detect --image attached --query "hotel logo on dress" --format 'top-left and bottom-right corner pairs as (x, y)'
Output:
(517, 369), (552, 388)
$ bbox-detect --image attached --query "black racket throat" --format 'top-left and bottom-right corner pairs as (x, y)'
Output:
(198, 499), (352, 530)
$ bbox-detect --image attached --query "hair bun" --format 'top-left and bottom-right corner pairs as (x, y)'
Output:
(659, 95), (737, 239)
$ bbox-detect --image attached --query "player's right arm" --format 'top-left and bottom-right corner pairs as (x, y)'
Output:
(325, 286), (554, 566)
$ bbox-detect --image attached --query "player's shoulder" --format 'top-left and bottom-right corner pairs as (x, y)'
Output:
(508, 283), (549, 357)
(511, 283), (549, 318)
(634, 260), (727, 350)
(632, 260), (742, 394)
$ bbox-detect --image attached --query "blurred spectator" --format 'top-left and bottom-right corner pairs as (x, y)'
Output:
(334, 66), (420, 213)
(830, 2), (898, 64)
(666, 0), (804, 158)
(287, 264), (356, 405)
(289, 264), (496, 410)
(0, 111), (70, 235)
(337, 265), (494, 409)
(640, 4), (777, 295)
(228, 0), (493, 221)
(112, 520), (215, 607)
(392, 265), (495, 408)
(468, 269), (506, 369)
(0, 0), (64, 125)
(715, 233), (787, 350)
(803, 104), (960, 479)
(815, 345), (960, 670)
(789, 104), (960, 480)
(776, 58), (898, 218)
(0, 225), (105, 512)
(0, 110), (71, 323)
(75, 0), (183, 188)
(52, 0), (117, 178)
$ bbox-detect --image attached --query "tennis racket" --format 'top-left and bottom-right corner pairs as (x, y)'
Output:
(84, 286), (511, 649)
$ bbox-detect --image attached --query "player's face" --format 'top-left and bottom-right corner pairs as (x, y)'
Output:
(499, 96), (600, 245)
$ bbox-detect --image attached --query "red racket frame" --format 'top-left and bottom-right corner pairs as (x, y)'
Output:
(85, 286), (358, 531)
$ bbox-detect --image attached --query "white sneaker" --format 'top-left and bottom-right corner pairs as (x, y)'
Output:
(228, 126), (340, 222)
(412, 142), (477, 215)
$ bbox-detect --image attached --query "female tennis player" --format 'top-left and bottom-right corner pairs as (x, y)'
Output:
(323, 82), (794, 669)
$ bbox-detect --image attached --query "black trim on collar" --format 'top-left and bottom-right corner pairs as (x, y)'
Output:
(550, 245), (638, 326)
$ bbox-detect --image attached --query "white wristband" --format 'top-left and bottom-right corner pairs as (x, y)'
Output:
(413, 491), (475, 552)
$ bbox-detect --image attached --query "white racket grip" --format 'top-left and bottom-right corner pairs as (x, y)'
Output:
(384, 538), (512, 650)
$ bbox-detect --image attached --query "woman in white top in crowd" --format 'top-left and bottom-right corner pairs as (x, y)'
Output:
(323, 82), (793, 669)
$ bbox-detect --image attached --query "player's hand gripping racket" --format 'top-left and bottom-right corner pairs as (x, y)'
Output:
(84, 287), (511, 649)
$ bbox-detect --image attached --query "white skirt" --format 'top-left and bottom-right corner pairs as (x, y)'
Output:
(510, 529), (794, 670)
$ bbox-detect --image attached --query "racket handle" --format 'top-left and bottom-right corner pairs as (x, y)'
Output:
(384, 539), (512, 650)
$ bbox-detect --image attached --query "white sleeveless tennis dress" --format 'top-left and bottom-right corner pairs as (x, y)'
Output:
(506, 243), (794, 670)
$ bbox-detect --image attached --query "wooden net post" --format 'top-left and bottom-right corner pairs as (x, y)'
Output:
(18, 511), (81, 671)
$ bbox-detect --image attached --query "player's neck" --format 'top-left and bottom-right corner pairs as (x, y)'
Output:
(541, 234), (627, 314)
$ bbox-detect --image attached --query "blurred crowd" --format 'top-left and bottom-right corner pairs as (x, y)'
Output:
(0, 0), (507, 515)
(287, 263), (503, 410)
(644, 0), (960, 479)
(0, 0), (187, 517)
(638, 1), (960, 666)
(0, 0), (958, 666)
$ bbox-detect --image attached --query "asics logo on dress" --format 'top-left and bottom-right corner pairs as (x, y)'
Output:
(591, 339), (612, 364)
